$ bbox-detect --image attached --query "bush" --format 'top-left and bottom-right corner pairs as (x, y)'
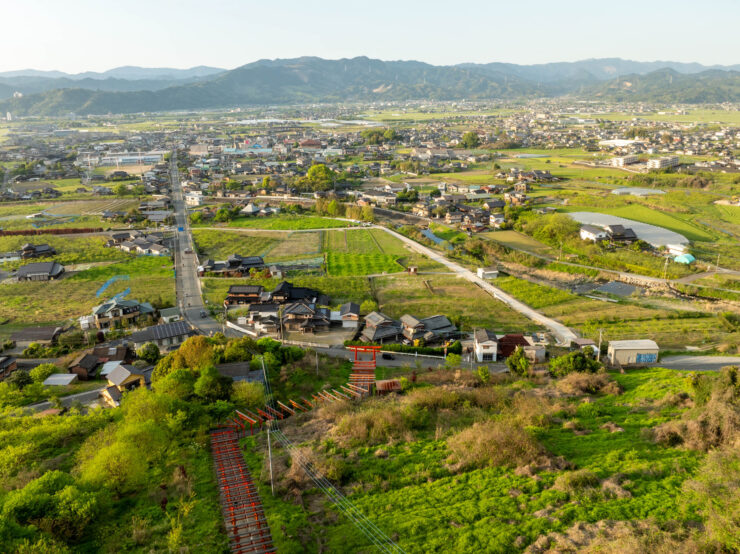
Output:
(231, 381), (265, 411)
(549, 350), (601, 378)
(556, 373), (622, 396)
(446, 420), (543, 471)
(552, 469), (600, 493)
(29, 363), (60, 383)
(507, 347), (530, 376)
(136, 342), (160, 364)
(7, 370), (32, 390)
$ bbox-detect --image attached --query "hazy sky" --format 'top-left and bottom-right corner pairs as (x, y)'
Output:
(2, 0), (738, 72)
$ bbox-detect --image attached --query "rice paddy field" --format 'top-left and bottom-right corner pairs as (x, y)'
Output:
(482, 230), (555, 255)
(224, 215), (355, 230)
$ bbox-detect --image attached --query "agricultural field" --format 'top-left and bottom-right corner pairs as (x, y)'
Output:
(326, 252), (402, 276)
(223, 215), (355, 230)
(373, 275), (538, 332)
(192, 229), (281, 261)
(482, 230), (554, 255)
(0, 257), (175, 326)
(266, 231), (322, 261)
(242, 367), (717, 553)
(494, 276), (577, 309)
(0, 234), (131, 269)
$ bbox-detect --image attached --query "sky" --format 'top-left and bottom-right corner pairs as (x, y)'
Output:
(1, 0), (738, 73)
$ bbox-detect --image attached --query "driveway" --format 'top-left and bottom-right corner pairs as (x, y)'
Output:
(660, 355), (740, 372)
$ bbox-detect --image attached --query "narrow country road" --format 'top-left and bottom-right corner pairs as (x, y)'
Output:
(376, 226), (579, 345)
(169, 152), (229, 336)
(659, 355), (740, 372)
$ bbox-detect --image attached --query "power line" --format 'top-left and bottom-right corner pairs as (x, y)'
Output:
(258, 354), (405, 553)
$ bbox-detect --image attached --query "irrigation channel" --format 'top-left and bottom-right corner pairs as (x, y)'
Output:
(210, 346), (406, 554)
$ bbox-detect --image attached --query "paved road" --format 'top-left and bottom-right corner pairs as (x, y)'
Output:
(27, 387), (105, 412)
(376, 226), (579, 345)
(169, 152), (228, 337)
(660, 355), (740, 372)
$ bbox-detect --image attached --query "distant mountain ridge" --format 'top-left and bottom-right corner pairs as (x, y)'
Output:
(0, 57), (738, 116)
(0, 65), (225, 81)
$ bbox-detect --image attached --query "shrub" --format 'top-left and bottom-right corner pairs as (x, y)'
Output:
(231, 381), (265, 411)
(549, 351), (601, 378)
(556, 373), (622, 396)
(29, 363), (60, 383)
(552, 469), (600, 493)
(136, 342), (160, 364)
(507, 347), (530, 376)
(446, 420), (543, 471)
(476, 366), (490, 384)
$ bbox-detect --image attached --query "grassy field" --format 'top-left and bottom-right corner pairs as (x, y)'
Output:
(326, 252), (402, 276)
(494, 276), (577, 309)
(192, 229), (280, 260)
(0, 257), (175, 326)
(0, 234), (131, 268)
(373, 275), (538, 331)
(223, 216), (355, 230)
(242, 367), (706, 553)
(266, 231), (322, 261)
(482, 230), (554, 255)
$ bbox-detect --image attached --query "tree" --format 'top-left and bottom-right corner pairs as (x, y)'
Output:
(507, 347), (530, 376)
(360, 299), (378, 313)
(231, 381), (265, 411)
(7, 370), (32, 389)
(222, 337), (256, 363)
(477, 365), (491, 384)
(152, 367), (196, 400)
(301, 164), (335, 191)
(262, 176), (271, 189)
(30, 363), (59, 383)
(114, 183), (128, 197)
(194, 366), (232, 402)
(361, 205), (375, 222)
(549, 350), (601, 378)
(461, 131), (481, 149)
(136, 343), (160, 364)
(445, 353), (462, 369)
(326, 199), (342, 217)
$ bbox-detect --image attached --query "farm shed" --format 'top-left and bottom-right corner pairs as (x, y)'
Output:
(607, 339), (659, 366)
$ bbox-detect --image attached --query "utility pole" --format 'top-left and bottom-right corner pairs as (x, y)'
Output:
(663, 257), (669, 280)
(597, 329), (603, 362)
(267, 424), (274, 496)
(716, 253), (720, 271)
(315, 350), (319, 377)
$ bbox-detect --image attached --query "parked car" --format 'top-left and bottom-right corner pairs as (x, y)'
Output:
(381, 352), (395, 360)
(200, 310), (207, 318)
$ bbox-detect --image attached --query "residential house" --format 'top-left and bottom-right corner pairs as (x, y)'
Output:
(281, 301), (331, 334)
(605, 225), (638, 243)
(128, 321), (197, 351)
(100, 385), (123, 407)
(106, 364), (146, 392)
(473, 329), (498, 362)
(16, 261), (64, 281)
(498, 334), (531, 358)
(159, 307), (182, 323)
(68, 353), (100, 380)
(360, 311), (402, 343)
(19, 243), (56, 259)
(580, 224), (608, 242)
(10, 326), (63, 348)
(339, 302), (360, 328)
(224, 285), (265, 305)
(269, 281), (327, 305)
(0, 356), (17, 381)
(88, 298), (155, 330)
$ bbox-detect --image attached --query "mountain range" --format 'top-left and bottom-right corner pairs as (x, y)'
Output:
(0, 57), (738, 116)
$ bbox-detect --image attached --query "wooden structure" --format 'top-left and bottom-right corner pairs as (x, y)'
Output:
(211, 428), (275, 553)
(347, 345), (381, 394)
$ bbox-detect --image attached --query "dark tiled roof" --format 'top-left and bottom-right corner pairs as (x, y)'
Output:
(129, 321), (195, 343)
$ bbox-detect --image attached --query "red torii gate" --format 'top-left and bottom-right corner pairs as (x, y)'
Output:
(347, 345), (381, 394)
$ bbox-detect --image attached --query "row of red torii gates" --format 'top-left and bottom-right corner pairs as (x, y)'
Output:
(225, 345), (384, 435)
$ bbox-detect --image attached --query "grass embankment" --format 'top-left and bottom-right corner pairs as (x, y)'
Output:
(242, 367), (719, 553)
